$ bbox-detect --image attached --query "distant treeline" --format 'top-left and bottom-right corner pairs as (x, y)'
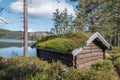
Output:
(0, 29), (50, 40)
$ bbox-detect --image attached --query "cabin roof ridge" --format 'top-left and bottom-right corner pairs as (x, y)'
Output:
(72, 32), (111, 56)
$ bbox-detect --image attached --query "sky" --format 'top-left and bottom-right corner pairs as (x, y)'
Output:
(0, 0), (78, 32)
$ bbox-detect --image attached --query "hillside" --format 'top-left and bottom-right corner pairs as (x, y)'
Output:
(0, 29), (49, 40)
(0, 29), (23, 40)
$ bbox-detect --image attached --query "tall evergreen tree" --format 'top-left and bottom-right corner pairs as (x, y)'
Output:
(53, 9), (61, 35)
(52, 9), (73, 35)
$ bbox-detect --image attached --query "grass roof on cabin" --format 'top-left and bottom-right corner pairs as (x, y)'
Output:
(34, 32), (90, 53)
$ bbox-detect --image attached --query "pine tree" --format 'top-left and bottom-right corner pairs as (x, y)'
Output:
(53, 9), (61, 35)
(72, 0), (120, 46)
(52, 9), (73, 35)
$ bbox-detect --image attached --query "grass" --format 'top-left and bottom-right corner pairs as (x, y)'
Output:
(36, 38), (76, 53)
(34, 32), (89, 53)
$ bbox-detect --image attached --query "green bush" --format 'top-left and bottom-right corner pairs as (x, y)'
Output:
(91, 60), (117, 80)
(108, 47), (120, 60)
(91, 60), (114, 71)
(112, 57), (120, 78)
(111, 53), (120, 60)
(61, 68), (117, 80)
(107, 47), (120, 78)
(0, 57), (50, 80)
(89, 60), (117, 80)
(0, 57), (7, 69)
(109, 47), (120, 54)
(114, 57), (120, 68)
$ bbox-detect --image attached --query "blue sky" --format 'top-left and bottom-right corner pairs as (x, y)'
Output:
(0, 0), (77, 32)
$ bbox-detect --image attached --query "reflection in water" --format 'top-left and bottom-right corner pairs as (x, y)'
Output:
(0, 39), (36, 58)
(0, 42), (23, 48)
(0, 42), (33, 48)
(0, 38), (36, 43)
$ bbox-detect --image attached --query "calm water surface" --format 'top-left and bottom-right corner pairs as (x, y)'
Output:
(0, 39), (36, 58)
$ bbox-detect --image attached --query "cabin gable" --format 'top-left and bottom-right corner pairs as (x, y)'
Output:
(75, 39), (105, 69)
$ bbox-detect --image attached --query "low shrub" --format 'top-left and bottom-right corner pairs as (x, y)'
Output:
(107, 47), (120, 77)
(91, 60), (114, 71)
(61, 68), (117, 80)
(0, 57), (7, 69)
(0, 57), (117, 80)
(109, 47), (120, 54)
(0, 57), (50, 80)
(91, 60), (117, 80)
(111, 53), (120, 60)
(108, 47), (120, 60)
(112, 57), (120, 75)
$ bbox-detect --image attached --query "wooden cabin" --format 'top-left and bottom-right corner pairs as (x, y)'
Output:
(35, 32), (111, 69)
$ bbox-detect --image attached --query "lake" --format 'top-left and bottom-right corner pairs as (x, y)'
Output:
(0, 39), (36, 58)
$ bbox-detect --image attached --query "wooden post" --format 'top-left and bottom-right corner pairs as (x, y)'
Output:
(23, 0), (28, 57)
(73, 56), (76, 68)
(37, 49), (39, 57)
(103, 49), (105, 59)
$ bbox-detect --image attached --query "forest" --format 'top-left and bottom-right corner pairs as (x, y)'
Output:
(51, 0), (120, 47)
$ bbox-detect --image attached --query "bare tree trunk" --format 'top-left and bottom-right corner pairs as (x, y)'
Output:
(109, 36), (112, 45)
(23, 0), (28, 56)
(55, 26), (59, 35)
(90, 17), (94, 32)
(118, 18), (120, 47)
(116, 30), (119, 47)
(118, 32), (120, 47)
(116, 17), (120, 47)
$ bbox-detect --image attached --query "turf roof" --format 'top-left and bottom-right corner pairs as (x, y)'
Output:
(34, 32), (90, 53)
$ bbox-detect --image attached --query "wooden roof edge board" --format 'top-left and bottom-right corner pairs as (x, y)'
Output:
(95, 32), (111, 49)
(72, 47), (83, 56)
(72, 32), (112, 56)
(35, 46), (72, 54)
(86, 32), (111, 49)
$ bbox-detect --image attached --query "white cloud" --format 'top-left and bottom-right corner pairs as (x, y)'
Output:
(28, 28), (34, 32)
(10, 0), (75, 18)
(28, 28), (39, 32)
(0, 0), (2, 2)
(0, 17), (8, 24)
